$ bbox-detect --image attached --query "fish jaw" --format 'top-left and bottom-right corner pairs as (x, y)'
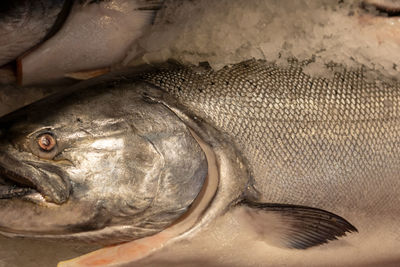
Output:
(0, 141), (125, 237)
(0, 149), (71, 204)
(0, 142), (99, 235)
(0, 82), (209, 243)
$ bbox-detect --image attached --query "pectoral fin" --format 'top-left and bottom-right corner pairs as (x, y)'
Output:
(64, 68), (110, 80)
(237, 199), (358, 249)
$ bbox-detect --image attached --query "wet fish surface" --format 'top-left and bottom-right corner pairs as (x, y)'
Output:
(18, 0), (164, 85)
(0, 0), (72, 66)
(1, 59), (400, 265)
(141, 60), (400, 214)
(0, 0), (163, 85)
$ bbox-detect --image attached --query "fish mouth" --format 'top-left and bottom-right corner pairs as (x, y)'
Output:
(0, 165), (36, 199)
(0, 152), (71, 204)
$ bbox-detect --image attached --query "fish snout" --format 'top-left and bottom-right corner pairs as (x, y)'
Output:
(0, 151), (71, 204)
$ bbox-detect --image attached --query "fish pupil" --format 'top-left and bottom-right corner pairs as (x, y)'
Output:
(42, 137), (50, 146)
(38, 134), (55, 151)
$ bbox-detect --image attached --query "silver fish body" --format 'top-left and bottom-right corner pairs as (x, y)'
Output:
(1, 60), (400, 265)
(135, 60), (400, 259)
(0, 0), (164, 86)
(0, 0), (72, 66)
(0, 82), (207, 243)
(141, 60), (400, 220)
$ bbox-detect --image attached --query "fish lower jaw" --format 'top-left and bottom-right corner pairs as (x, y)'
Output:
(0, 179), (58, 206)
(22, 192), (60, 207)
(0, 184), (56, 206)
(0, 165), (37, 199)
(0, 164), (64, 205)
(0, 182), (37, 200)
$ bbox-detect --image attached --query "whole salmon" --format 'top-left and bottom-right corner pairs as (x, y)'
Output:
(0, 60), (399, 266)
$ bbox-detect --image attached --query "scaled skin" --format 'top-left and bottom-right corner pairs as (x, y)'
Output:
(47, 60), (400, 266)
(134, 60), (400, 266)
(2, 1), (400, 267)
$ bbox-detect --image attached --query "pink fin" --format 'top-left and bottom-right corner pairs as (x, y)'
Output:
(58, 231), (173, 267)
(64, 68), (110, 80)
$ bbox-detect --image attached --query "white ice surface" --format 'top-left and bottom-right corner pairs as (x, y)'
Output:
(126, 0), (400, 81)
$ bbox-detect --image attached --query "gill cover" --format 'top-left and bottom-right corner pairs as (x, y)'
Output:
(0, 80), (207, 243)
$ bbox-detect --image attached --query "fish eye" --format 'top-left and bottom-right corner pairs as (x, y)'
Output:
(37, 133), (57, 152)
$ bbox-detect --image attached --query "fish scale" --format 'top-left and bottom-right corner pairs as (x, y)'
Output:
(3, 59), (400, 265)
(141, 60), (400, 217)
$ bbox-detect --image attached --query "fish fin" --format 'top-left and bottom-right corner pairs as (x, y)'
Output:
(58, 231), (173, 267)
(64, 68), (110, 80)
(237, 199), (358, 249)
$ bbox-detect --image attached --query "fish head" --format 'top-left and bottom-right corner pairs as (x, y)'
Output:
(0, 85), (207, 242)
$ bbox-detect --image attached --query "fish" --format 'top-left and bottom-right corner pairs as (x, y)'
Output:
(0, 0), (164, 85)
(0, 72), (207, 241)
(1, 59), (400, 266)
(0, 0), (73, 66)
(17, 0), (164, 85)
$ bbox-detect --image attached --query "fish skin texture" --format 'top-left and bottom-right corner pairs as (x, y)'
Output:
(141, 59), (400, 223)
(0, 0), (70, 66)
